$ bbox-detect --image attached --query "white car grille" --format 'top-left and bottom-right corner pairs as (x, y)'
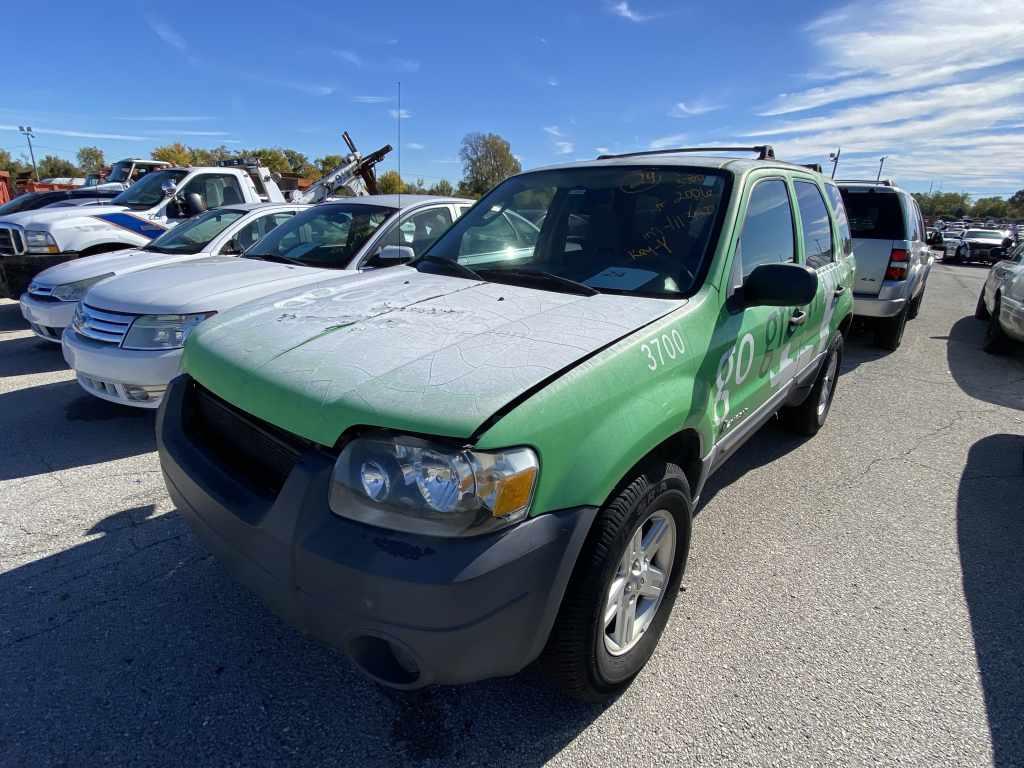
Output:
(72, 302), (137, 345)
(0, 226), (26, 256)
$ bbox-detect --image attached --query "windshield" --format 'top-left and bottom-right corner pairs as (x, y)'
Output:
(106, 162), (133, 184)
(244, 203), (394, 267)
(418, 166), (730, 297)
(965, 229), (1003, 239)
(110, 169), (188, 210)
(144, 208), (246, 254)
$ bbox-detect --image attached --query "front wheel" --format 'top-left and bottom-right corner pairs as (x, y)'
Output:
(782, 337), (842, 436)
(543, 463), (691, 702)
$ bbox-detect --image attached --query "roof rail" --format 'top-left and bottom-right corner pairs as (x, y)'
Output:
(597, 145), (775, 161)
(837, 178), (896, 187)
(801, 163), (823, 173)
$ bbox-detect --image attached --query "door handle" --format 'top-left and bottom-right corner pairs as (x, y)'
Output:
(789, 310), (807, 327)
(833, 285), (846, 297)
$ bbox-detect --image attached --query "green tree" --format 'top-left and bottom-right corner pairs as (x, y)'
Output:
(0, 149), (29, 180)
(189, 145), (234, 166)
(403, 177), (428, 194)
(36, 155), (81, 179)
(971, 197), (1009, 219)
(457, 132), (521, 198)
(315, 154), (345, 176)
(378, 170), (405, 194)
(1007, 188), (1024, 218)
(76, 146), (105, 175)
(283, 149), (318, 178)
(427, 179), (454, 197)
(913, 191), (972, 219)
(152, 143), (193, 166)
(242, 148), (291, 175)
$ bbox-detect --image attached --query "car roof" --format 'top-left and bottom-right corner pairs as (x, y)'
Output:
(321, 194), (473, 210)
(218, 202), (307, 213)
(528, 154), (824, 176)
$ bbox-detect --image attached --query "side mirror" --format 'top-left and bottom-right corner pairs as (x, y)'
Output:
(367, 244), (415, 268)
(220, 238), (241, 256)
(185, 192), (207, 217)
(743, 262), (818, 307)
(160, 179), (178, 197)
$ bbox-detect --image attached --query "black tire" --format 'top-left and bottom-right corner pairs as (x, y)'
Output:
(983, 297), (1010, 355)
(782, 337), (842, 436)
(543, 462), (691, 702)
(975, 290), (990, 320)
(908, 291), (924, 320)
(874, 307), (908, 350)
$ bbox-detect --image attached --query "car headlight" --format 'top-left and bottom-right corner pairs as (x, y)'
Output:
(24, 230), (60, 254)
(51, 273), (114, 302)
(121, 312), (216, 350)
(330, 434), (539, 537)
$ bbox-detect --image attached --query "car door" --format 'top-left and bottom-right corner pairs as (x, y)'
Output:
(794, 179), (847, 360)
(707, 175), (803, 456)
(361, 205), (455, 267)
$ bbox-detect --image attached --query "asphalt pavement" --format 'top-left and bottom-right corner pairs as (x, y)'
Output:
(1, 263), (1022, 767)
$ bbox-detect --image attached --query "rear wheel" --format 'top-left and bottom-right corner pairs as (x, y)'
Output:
(908, 291), (924, 320)
(983, 297), (1010, 355)
(975, 290), (990, 320)
(782, 338), (842, 436)
(875, 307), (908, 350)
(544, 463), (691, 702)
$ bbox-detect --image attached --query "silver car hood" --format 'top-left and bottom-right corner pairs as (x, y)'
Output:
(30, 248), (211, 288)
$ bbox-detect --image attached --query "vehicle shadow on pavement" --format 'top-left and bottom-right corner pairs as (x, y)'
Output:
(0, 300), (26, 332)
(0, 380), (155, 481)
(942, 316), (1024, 411)
(839, 323), (890, 375)
(0, 335), (68, 377)
(957, 434), (1024, 767)
(0, 505), (605, 767)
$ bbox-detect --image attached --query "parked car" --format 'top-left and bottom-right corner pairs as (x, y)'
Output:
(157, 148), (855, 700)
(975, 240), (1024, 353)
(948, 228), (1012, 265)
(0, 161), (285, 298)
(0, 188), (120, 216)
(62, 195), (469, 408)
(19, 203), (306, 342)
(838, 179), (932, 349)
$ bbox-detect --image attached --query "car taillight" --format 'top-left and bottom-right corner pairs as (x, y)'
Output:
(885, 248), (908, 280)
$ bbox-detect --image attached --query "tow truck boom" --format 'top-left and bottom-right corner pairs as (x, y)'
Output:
(291, 132), (392, 204)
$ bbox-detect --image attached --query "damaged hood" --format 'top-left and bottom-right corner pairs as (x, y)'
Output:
(184, 266), (680, 445)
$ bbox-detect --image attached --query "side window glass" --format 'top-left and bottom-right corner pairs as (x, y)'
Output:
(738, 179), (795, 279)
(230, 212), (294, 252)
(388, 207), (453, 257)
(179, 173), (245, 210)
(824, 183), (854, 258)
(794, 181), (834, 269)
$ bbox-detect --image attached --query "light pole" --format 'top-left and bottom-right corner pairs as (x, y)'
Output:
(829, 147), (841, 178)
(876, 155), (888, 181)
(18, 125), (38, 181)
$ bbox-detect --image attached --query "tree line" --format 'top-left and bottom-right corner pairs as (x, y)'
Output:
(912, 190), (1024, 220)
(0, 132), (521, 200)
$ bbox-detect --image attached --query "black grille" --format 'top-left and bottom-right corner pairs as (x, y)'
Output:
(0, 228), (20, 256)
(184, 382), (313, 497)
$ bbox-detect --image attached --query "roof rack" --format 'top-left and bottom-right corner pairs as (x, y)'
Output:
(836, 178), (896, 187)
(801, 163), (823, 173)
(597, 145), (775, 161)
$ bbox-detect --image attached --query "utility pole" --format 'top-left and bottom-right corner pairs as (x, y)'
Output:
(876, 155), (888, 181)
(18, 126), (38, 181)
(829, 147), (841, 178)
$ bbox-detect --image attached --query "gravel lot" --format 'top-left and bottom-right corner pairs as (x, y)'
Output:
(1, 263), (1022, 767)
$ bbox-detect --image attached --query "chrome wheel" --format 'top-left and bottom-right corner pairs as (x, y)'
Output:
(816, 351), (839, 420)
(603, 510), (676, 656)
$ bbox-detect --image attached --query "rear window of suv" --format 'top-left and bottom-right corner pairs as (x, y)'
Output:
(839, 188), (907, 240)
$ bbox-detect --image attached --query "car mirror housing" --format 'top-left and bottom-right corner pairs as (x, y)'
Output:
(367, 244), (415, 268)
(743, 262), (818, 307)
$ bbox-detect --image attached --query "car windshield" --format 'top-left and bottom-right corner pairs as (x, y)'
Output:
(244, 203), (395, 267)
(144, 208), (247, 254)
(965, 229), (1002, 239)
(417, 166), (730, 297)
(839, 189), (906, 240)
(106, 162), (133, 183)
(110, 169), (188, 210)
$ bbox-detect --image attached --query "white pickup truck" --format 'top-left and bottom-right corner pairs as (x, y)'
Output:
(19, 202), (306, 342)
(0, 160), (285, 297)
(85, 158), (172, 191)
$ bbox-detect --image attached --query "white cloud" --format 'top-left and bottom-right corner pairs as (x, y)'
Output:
(547, 77), (560, 87)
(389, 109), (412, 119)
(595, 146), (610, 154)
(146, 130), (231, 137)
(435, 158), (461, 164)
(610, 1), (653, 22)
(406, 142), (424, 150)
(352, 96), (391, 104)
(145, 16), (201, 67)
(669, 101), (721, 118)
(390, 58), (421, 73)
(115, 116), (214, 122)
(543, 125), (564, 137)
(333, 49), (363, 67)
(554, 141), (575, 155)
(0, 124), (144, 141)
(648, 133), (687, 150)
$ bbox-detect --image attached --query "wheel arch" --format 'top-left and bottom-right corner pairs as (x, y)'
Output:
(601, 427), (705, 512)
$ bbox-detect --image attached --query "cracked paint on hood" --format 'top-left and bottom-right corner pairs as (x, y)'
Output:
(183, 266), (681, 445)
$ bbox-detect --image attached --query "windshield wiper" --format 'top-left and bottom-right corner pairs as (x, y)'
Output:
(476, 268), (599, 296)
(245, 253), (304, 266)
(414, 254), (484, 281)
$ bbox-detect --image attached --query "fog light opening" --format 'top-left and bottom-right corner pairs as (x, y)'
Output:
(348, 635), (422, 687)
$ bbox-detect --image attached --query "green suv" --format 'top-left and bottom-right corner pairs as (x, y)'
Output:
(157, 146), (855, 701)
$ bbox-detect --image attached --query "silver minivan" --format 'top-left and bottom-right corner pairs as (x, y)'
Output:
(838, 180), (933, 350)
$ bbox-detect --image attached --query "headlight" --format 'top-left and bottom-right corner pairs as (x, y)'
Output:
(330, 434), (539, 537)
(24, 230), (60, 254)
(121, 312), (215, 350)
(51, 273), (114, 302)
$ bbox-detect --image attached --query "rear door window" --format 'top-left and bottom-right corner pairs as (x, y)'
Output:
(839, 188), (907, 240)
(794, 181), (834, 269)
(824, 183), (853, 258)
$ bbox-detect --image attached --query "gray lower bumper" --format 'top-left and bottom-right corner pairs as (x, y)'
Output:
(853, 293), (907, 318)
(157, 375), (596, 688)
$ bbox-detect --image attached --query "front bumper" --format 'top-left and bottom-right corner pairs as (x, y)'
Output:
(1, 252), (77, 298)
(61, 327), (181, 408)
(19, 293), (76, 342)
(157, 375), (596, 688)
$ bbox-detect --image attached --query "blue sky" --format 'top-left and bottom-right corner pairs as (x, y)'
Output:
(3, 0), (1022, 196)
